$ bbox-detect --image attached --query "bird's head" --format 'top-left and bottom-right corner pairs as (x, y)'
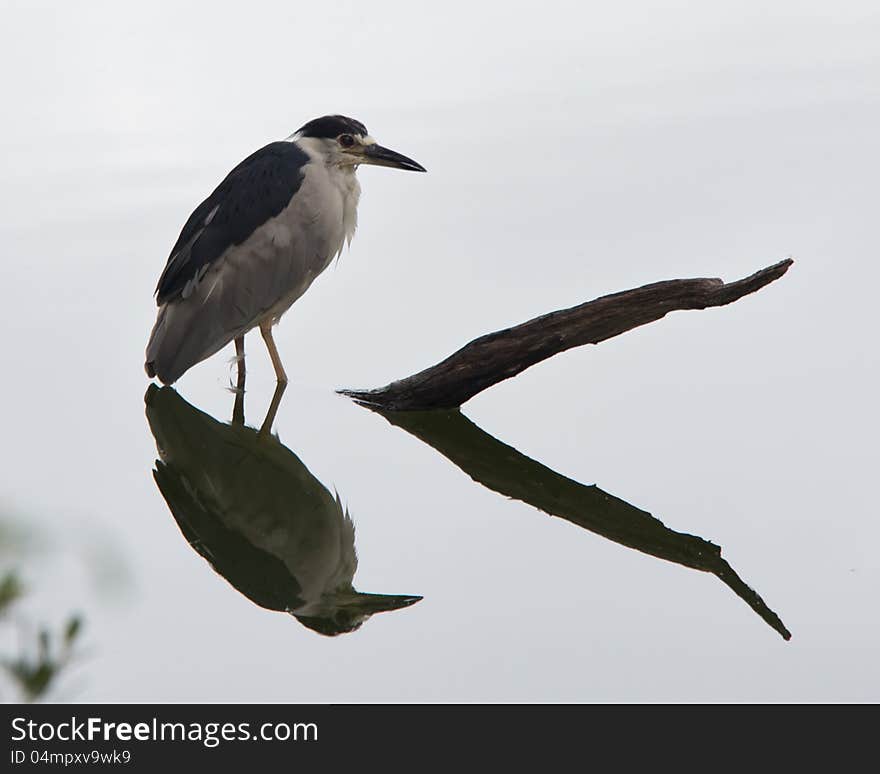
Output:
(292, 589), (423, 636)
(292, 114), (426, 173)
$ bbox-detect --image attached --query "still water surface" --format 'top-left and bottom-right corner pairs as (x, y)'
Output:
(1, 2), (878, 701)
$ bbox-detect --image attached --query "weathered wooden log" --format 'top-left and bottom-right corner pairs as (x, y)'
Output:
(341, 259), (792, 410)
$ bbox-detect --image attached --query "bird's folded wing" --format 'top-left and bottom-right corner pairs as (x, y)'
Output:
(155, 141), (310, 305)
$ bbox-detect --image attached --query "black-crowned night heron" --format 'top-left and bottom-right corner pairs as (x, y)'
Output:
(145, 384), (422, 635)
(145, 115), (425, 385)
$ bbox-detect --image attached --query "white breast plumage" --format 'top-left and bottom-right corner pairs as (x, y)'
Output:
(335, 166), (361, 254)
(252, 154), (361, 323)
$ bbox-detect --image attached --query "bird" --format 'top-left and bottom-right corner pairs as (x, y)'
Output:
(145, 115), (426, 385)
(145, 383), (422, 635)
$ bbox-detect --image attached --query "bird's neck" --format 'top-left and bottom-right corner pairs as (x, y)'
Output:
(295, 136), (361, 247)
(327, 162), (361, 249)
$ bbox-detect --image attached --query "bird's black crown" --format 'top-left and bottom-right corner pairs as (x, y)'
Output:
(296, 115), (368, 139)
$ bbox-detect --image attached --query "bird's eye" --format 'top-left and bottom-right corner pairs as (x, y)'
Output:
(338, 134), (355, 148)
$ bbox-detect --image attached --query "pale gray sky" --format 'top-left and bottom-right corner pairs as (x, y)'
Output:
(1, 1), (878, 700)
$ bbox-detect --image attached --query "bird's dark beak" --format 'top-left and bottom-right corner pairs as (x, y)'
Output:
(362, 143), (426, 172)
(341, 593), (424, 615)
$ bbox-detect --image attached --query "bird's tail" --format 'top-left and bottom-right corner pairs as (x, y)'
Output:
(145, 301), (238, 385)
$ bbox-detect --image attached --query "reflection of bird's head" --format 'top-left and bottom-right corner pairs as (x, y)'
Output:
(294, 591), (423, 637)
(145, 385), (421, 635)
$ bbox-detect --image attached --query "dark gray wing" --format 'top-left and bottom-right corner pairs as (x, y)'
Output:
(155, 141), (310, 305)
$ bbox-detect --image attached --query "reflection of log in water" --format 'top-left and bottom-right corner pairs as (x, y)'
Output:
(371, 408), (791, 640)
(342, 260), (792, 410)
(145, 385), (421, 636)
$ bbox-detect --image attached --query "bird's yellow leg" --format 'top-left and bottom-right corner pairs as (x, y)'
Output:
(234, 336), (246, 389)
(259, 322), (288, 384)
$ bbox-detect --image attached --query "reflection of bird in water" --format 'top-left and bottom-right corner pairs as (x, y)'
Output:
(145, 384), (421, 636)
